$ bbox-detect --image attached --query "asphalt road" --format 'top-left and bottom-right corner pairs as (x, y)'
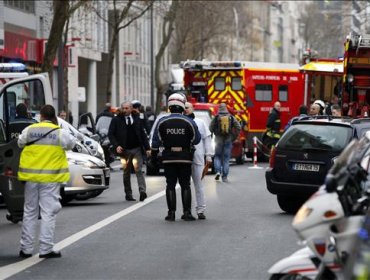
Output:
(0, 161), (300, 280)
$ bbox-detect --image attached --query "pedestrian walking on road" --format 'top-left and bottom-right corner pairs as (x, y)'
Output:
(151, 93), (201, 221)
(131, 100), (150, 135)
(209, 103), (241, 182)
(18, 104), (76, 259)
(145, 105), (156, 132)
(184, 102), (213, 219)
(96, 103), (114, 124)
(108, 101), (151, 202)
(96, 103), (115, 168)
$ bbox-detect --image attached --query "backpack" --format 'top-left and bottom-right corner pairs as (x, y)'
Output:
(218, 115), (231, 135)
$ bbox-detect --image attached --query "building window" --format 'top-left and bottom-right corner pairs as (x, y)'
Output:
(4, 0), (35, 13)
(255, 84), (272, 101)
(215, 77), (225, 91)
(232, 77), (242, 90)
(279, 85), (288, 101)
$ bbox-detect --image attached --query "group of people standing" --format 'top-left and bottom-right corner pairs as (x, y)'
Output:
(150, 94), (240, 221)
(16, 95), (241, 259)
(106, 93), (241, 222)
(264, 98), (344, 149)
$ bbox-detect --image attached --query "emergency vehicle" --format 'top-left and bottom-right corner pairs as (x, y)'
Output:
(0, 63), (30, 125)
(181, 60), (247, 162)
(343, 33), (370, 117)
(0, 70), (53, 222)
(300, 57), (343, 105)
(181, 60), (305, 157)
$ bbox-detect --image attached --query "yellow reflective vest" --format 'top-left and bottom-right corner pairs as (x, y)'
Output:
(18, 122), (70, 183)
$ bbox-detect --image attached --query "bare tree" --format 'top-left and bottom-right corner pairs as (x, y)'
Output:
(171, 1), (243, 63)
(154, 1), (179, 113)
(41, 0), (89, 79)
(92, 0), (153, 103)
(299, 1), (345, 58)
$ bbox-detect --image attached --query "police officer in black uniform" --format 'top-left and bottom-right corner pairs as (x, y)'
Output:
(151, 93), (201, 221)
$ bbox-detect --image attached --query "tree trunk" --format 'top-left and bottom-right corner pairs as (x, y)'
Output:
(154, 1), (178, 113)
(41, 0), (70, 84)
(63, 19), (70, 115)
(105, 27), (119, 103)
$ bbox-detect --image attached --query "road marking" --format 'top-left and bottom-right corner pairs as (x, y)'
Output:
(0, 189), (166, 279)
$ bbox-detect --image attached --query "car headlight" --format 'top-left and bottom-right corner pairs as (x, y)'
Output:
(292, 205), (313, 225)
(68, 159), (98, 168)
(97, 144), (105, 160)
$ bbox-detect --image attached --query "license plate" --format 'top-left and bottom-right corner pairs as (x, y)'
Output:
(292, 163), (320, 172)
(104, 168), (110, 177)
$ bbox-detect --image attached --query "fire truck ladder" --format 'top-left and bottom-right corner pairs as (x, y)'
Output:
(355, 34), (370, 54)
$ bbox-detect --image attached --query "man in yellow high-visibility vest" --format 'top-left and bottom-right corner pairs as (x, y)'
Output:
(18, 104), (76, 259)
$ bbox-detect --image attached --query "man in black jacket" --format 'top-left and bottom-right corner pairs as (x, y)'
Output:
(108, 101), (151, 202)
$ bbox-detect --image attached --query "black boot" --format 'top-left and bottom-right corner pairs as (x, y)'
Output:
(181, 188), (196, 221)
(165, 189), (176, 221)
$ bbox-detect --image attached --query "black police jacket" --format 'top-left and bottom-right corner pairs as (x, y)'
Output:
(151, 113), (201, 164)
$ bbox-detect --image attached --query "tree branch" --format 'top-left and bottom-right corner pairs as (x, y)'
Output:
(118, 1), (154, 31)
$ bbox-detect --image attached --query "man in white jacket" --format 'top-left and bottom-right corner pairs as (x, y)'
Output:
(184, 102), (214, 219)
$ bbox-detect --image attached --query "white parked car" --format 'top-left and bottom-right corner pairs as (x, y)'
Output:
(61, 151), (110, 204)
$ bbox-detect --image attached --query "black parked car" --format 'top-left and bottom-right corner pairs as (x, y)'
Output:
(265, 116), (370, 214)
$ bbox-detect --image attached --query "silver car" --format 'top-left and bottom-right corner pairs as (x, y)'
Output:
(60, 151), (110, 204)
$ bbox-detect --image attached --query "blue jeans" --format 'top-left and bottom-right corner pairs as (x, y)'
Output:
(214, 141), (232, 178)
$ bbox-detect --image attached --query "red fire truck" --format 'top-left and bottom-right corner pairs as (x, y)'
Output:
(181, 60), (248, 162)
(181, 60), (305, 157)
(243, 62), (304, 153)
(343, 33), (370, 117)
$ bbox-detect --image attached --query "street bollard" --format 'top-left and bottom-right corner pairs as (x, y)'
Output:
(248, 136), (263, 169)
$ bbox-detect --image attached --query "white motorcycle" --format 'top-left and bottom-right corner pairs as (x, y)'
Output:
(268, 137), (370, 280)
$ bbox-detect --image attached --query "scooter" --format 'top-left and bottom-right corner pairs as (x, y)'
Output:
(268, 138), (370, 280)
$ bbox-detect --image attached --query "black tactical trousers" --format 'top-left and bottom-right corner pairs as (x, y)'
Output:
(164, 163), (192, 191)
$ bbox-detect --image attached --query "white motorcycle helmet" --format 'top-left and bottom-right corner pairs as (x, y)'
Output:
(168, 93), (186, 111)
(314, 100), (325, 114)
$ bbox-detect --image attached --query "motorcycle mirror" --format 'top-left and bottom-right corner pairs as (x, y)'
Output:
(325, 174), (337, 193)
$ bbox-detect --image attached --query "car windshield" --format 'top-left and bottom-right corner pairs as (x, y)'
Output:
(278, 124), (352, 152)
(57, 117), (84, 140)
